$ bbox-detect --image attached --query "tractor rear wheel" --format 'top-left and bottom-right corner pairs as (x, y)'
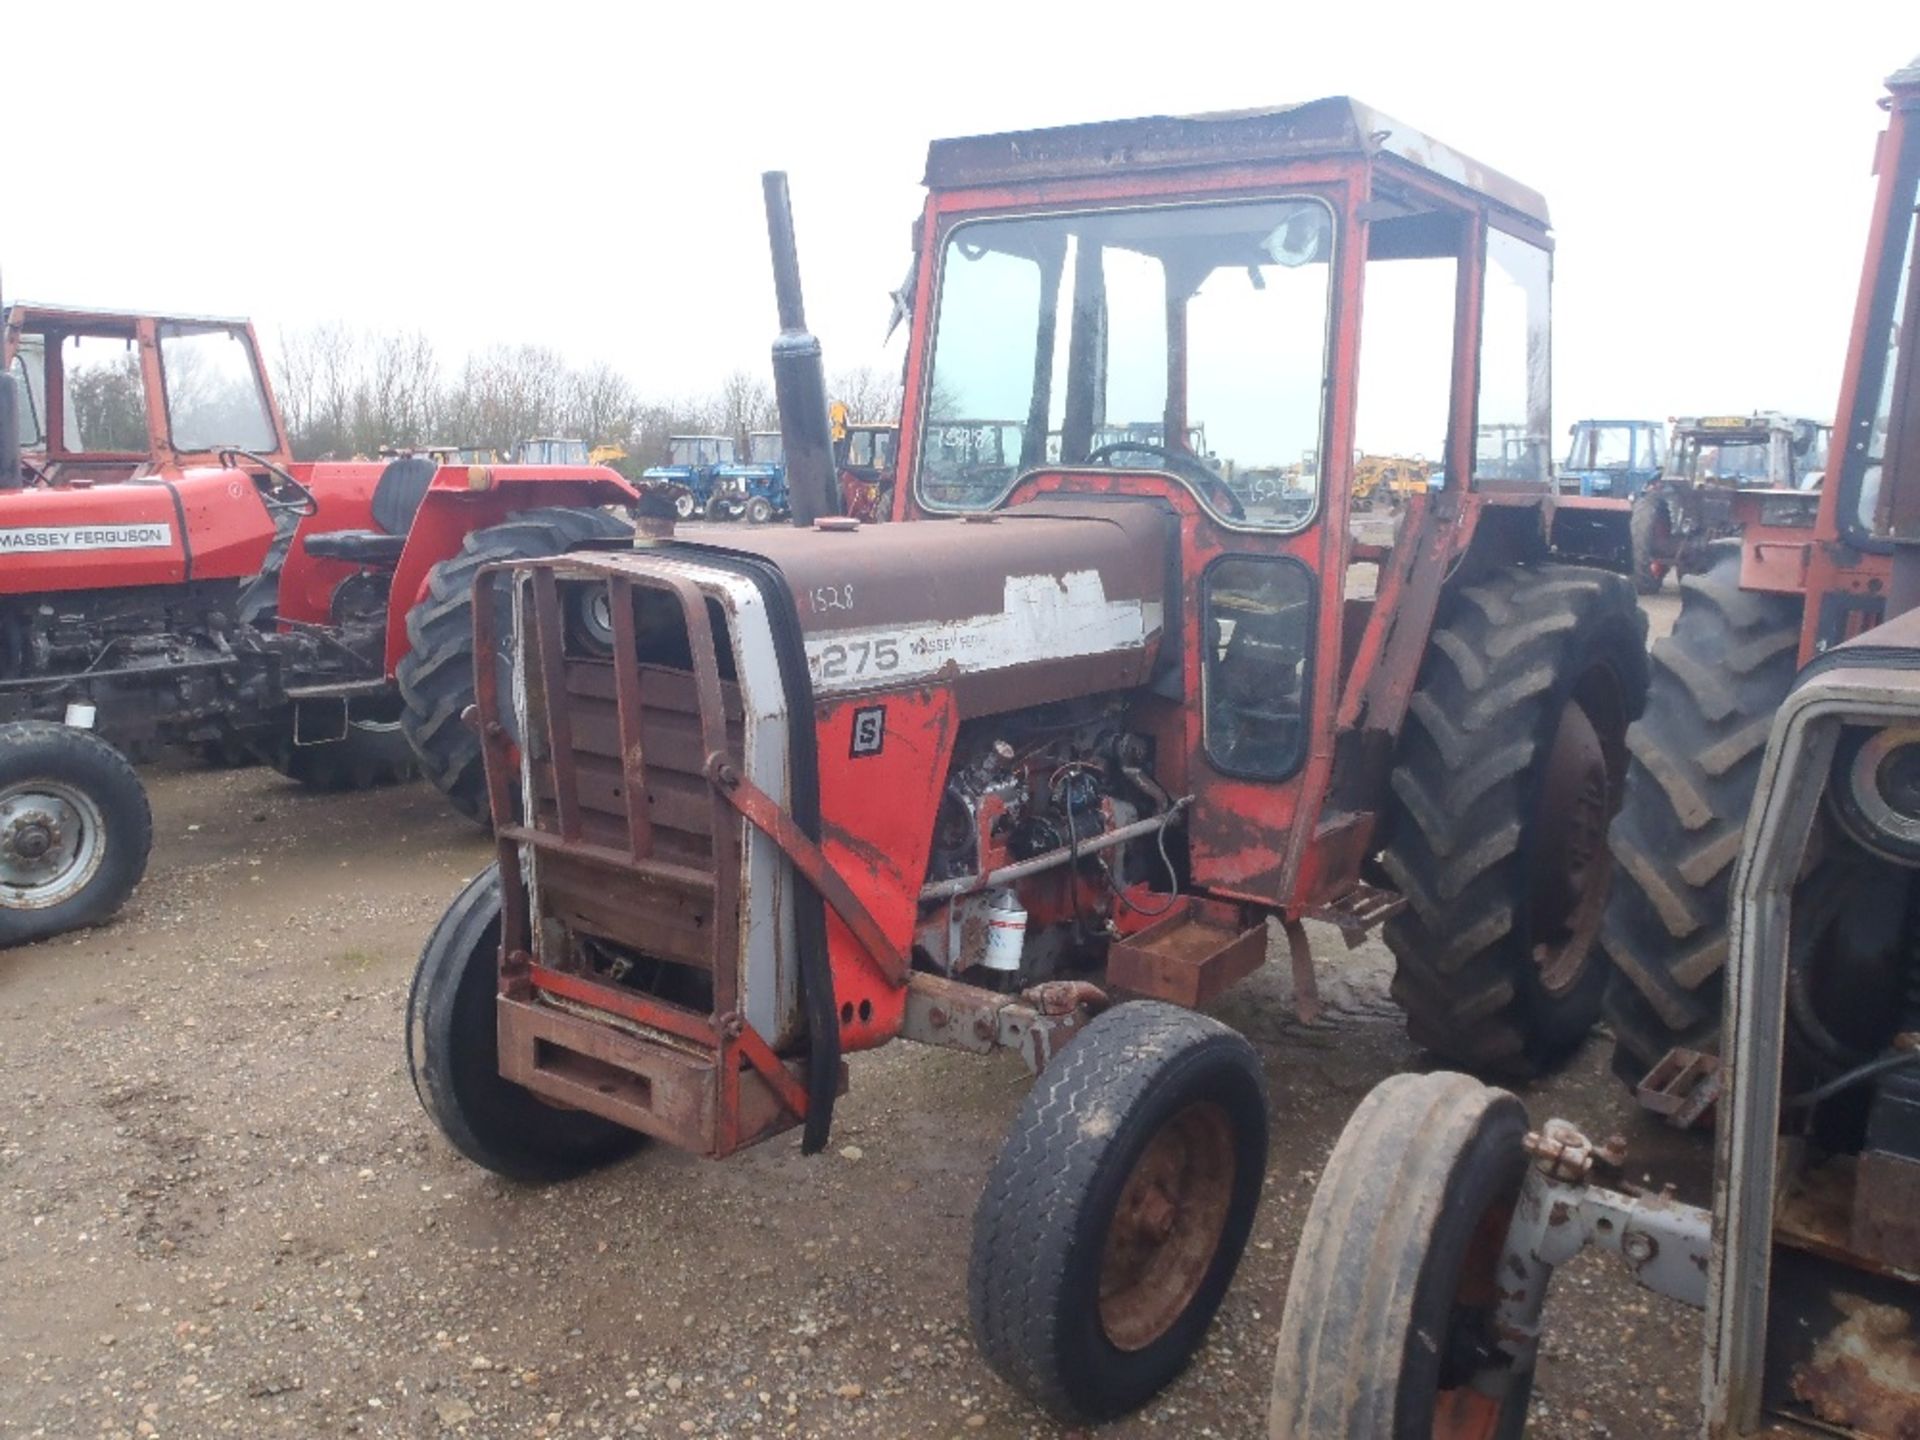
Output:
(1379, 564), (1648, 1076)
(0, 722), (152, 947)
(1269, 1071), (1534, 1440)
(968, 1001), (1268, 1424)
(396, 507), (633, 824)
(407, 863), (645, 1181)
(1600, 544), (1802, 1086)
(1628, 492), (1671, 595)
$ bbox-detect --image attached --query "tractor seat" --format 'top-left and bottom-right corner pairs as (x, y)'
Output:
(301, 456), (439, 568)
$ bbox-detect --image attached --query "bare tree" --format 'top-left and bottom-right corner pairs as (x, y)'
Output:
(830, 365), (904, 424)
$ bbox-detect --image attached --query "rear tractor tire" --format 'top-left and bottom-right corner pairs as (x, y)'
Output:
(1600, 544), (1801, 1086)
(406, 863), (645, 1181)
(1270, 1071), (1534, 1440)
(1628, 492), (1671, 595)
(968, 1001), (1268, 1424)
(1378, 563), (1648, 1076)
(396, 506), (634, 824)
(0, 721), (152, 947)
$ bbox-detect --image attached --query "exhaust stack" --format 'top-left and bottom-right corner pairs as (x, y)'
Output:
(761, 172), (841, 526)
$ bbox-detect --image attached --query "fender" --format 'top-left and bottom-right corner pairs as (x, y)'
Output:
(0, 466), (275, 594)
(277, 462), (385, 626)
(380, 467), (637, 674)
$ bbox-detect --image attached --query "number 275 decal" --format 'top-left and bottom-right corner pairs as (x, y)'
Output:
(814, 637), (901, 681)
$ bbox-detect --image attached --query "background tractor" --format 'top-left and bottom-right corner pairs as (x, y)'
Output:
(641, 433), (737, 518)
(1272, 54), (1920, 1439)
(1625, 411), (1831, 593)
(0, 302), (638, 941)
(830, 413), (897, 522)
(707, 429), (789, 522)
(1560, 416), (1666, 499)
(408, 98), (1649, 1423)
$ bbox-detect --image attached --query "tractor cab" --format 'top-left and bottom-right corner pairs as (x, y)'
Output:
(1560, 417), (1665, 498)
(512, 436), (592, 466)
(833, 418), (898, 521)
(1667, 412), (1830, 490)
(4, 303), (290, 487)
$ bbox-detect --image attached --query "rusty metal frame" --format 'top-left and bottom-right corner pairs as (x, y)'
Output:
(471, 555), (811, 1156)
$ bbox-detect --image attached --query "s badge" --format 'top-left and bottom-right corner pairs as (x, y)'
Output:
(850, 705), (886, 758)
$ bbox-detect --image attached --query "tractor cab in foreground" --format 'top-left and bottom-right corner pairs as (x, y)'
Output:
(409, 96), (1649, 1425)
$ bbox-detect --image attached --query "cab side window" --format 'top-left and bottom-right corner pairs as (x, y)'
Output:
(1203, 557), (1312, 779)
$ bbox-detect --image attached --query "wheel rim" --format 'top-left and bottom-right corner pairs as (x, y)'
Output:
(1528, 698), (1612, 995)
(1431, 1187), (1522, 1440)
(1097, 1100), (1236, 1352)
(0, 779), (106, 909)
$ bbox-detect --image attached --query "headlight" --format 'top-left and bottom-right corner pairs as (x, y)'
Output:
(1830, 724), (1920, 864)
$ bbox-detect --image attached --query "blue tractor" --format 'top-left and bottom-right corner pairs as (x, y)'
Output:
(708, 430), (788, 523)
(1559, 418), (1665, 499)
(642, 435), (737, 518)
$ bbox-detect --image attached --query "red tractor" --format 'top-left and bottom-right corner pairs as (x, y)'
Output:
(408, 105), (1649, 1421)
(0, 303), (638, 944)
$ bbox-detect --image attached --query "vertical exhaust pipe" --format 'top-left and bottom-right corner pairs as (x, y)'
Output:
(762, 172), (841, 526)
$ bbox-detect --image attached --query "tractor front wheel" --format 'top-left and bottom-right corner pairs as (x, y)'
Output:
(396, 506), (634, 824)
(1379, 564), (1648, 1075)
(968, 1001), (1268, 1424)
(744, 495), (774, 525)
(1269, 1071), (1535, 1440)
(407, 863), (645, 1181)
(0, 722), (152, 947)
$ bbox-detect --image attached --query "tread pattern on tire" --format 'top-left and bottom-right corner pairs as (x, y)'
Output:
(1270, 1071), (1527, 1440)
(968, 1001), (1266, 1423)
(1600, 544), (1801, 1081)
(1380, 563), (1648, 1075)
(396, 507), (632, 823)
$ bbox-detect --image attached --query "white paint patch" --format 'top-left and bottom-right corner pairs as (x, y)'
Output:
(804, 568), (1160, 693)
(0, 523), (173, 553)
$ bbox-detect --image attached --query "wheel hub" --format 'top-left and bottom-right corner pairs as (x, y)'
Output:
(1097, 1101), (1236, 1352)
(0, 784), (103, 906)
(1530, 700), (1613, 994)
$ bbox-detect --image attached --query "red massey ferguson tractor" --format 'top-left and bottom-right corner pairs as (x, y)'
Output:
(0, 303), (637, 944)
(408, 104), (1650, 1421)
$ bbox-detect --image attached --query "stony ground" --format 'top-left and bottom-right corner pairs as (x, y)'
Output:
(0, 595), (1696, 1440)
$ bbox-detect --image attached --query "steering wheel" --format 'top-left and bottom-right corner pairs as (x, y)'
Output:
(221, 448), (318, 517)
(18, 455), (51, 488)
(1081, 441), (1245, 520)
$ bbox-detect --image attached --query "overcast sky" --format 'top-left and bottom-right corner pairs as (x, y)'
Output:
(7, 3), (1913, 436)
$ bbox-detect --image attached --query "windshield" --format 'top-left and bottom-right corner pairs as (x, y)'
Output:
(846, 427), (896, 468)
(669, 436), (733, 466)
(747, 432), (784, 464)
(521, 438), (588, 464)
(1567, 422), (1659, 471)
(1677, 435), (1770, 482)
(159, 323), (276, 452)
(916, 197), (1335, 528)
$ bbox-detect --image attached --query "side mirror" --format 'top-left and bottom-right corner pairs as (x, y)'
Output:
(0, 371), (20, 491)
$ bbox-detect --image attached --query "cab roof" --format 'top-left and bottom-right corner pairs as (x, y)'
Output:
(924, 96), (1548, 226)
(6, 300), (253, 331)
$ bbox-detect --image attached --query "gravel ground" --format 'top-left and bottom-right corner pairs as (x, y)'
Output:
(0, 593), (1699, 1440)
